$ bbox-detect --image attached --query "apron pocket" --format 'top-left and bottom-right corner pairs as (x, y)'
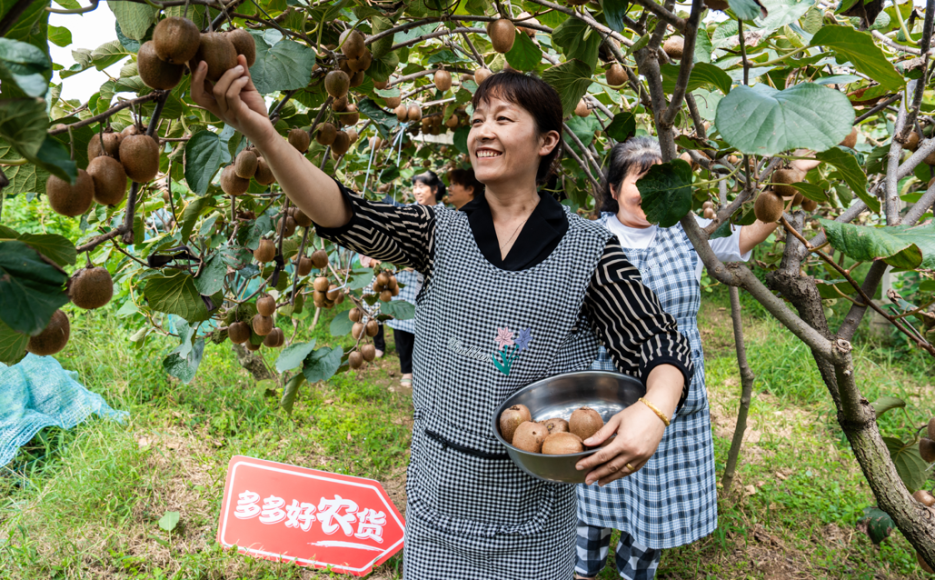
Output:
(409, 429), (556, 538)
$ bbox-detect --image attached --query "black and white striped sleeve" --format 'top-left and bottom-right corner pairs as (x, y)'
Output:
(584, 238), (694, 411)
(313, 178), (435, 276)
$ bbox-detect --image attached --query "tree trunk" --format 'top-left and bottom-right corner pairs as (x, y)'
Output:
(721, 286), (755, 492)
(231, 343), (273, 381)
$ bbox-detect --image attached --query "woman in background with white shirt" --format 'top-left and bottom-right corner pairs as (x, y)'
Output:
(575, 137), (776, 580)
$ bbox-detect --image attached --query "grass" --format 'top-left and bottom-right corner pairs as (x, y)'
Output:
(1, 284), (933, 579)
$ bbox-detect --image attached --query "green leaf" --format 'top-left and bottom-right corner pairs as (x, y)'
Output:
(858, 506), (895, 545)
(810, 26), (905, 91)
(884, 436), (928, 492)
(0, 315), (28, 365)
(0, 241), (68, 335)
(715, 83), (854, 156)
(870, 396), (906, 417)
(89, 40), (130, 71)
(791, 182), (828, 203)
(280, 372), (305, 413)
(47, 25), (72, 48)
(179, 196), (213, 244)
(0, 98), (48, 160)
(302, 346), (344, 383)
(0, 38), (50, 98)
(248, 32), (316, 95)
(330, 311), (354, 336)
(755, 0), (813, 32)
(694, 27), (713, 64)
(814, 147), (877, 212)
(542, 59), (594, 118)
(729, 0), (768, 20)
(601, 0), (629, 32)
(144, 271), (209, 323)
(818, 220), (935, 270)
(606, 112), (636, 142)
(662, 62), (733, 95)
(17, 233), (76, 267)
(32, 136), (77, 183)
(194, 254), (225, 295)
(637, 159), (694, 228)
(453, 126), (470, 156)
(184, 131), (223, 195)
(163, 338), (204, 384)
(710, 217), (736, 240)
(380, 299), (415, 320)
(357, 98), (398, 139)
(505, 30), (542, 71)
(275, 339), (317, 372)
(368, 50), (400, 84)
(370, 16), (395, 59)
(108, 1), (157, 41)
(0, 0), (48, 52)
(552, 18), (601, 70)
(157, 511), (180, 532)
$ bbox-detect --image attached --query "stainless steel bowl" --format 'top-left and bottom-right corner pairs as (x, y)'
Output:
(491, 370), (644, 484)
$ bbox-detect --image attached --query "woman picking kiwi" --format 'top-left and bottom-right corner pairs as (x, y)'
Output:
(575, 137), (778, 580)
(192, 61), (694, 579)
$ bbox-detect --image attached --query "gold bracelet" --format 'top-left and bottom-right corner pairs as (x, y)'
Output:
(638, 397), (670, 427)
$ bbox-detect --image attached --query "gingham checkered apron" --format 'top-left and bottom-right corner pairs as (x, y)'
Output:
(579, 218), (717, 549)
(402, 207), (613, 580)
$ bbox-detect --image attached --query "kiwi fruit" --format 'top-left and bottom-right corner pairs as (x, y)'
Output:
(433, 69), (452, 92)
(348, 51), (372, 73)
(703, 207), (716, 219)
(252, 314), (273, 336)
(119, 134), (160, 183)
(311, 249), (329, 269)
(771, 168), (801, 198)
(234, 149), (258, 179)
(257, 294), (276, 317)
(332, 131), (351, 156)
(918, 551), (935, 574)
(395, 104), (408, 122)
(332, 96), (349, 112)
(297, 256), (313, 277)
(361, 343), (376, 362)
(839, 126), (858, 149)
(46, 170), (94, 217)
(313, 276), (331, 292)
(325, 70), (350, 99)
(26, 310), (70, 356)
(323, 284), (339, 301)
(663, 37), (684, 59)
(373, 79), (388, 90)
(380, 290), (393, 302)
(340, 29), (366, 60)
(488, 18), (516, 53)
(474, 67), (492, 85)
(541, 417), (569, 434)
(921, 438), (935, 463)
(227, 28), (256, 67)
(87, 155), (128, 206)
(512, 421), (548, 453)
(288, 128), (311, 153)
(316, 122), (337, 146)
(138, 41), (184, 90)
(349, 350), (364, 369)
(341, 104), (360, 125)
(352, 322), (365, 339)
(263, 327), (285, 348)
(293, 209), (312, 227)
(346, 128), (359, 145)
(801, 198), (818, 212)
(69, 266), (113, 309)
(278, 215), (297, 237)
(446, 115), (460, 129)
(192, 32), (238, 82)
(754, 191), (784, 223)
(705, 0), (730, 9)
(349, 70), (365, 88)
(366, 319), (379, 337)
(220, 164), (250, 196)
(228, 321), (250, 344)
(924, 149), (935, 166)
(606, 64), (628, 87)
(87, 130), (121, 161)
(254, 157), (276, 185)
(153, 17), (200, 64)
(569, 407), (604, 441)
(245, 340), (262, 351)
(349, 307), (363, 322)
(499, 404), (532, 444)
(254, 239), (276, 263)
(575, 100), (590, 117)
(542, 432), (585, 455)
(408, 104), (422, 122)
(906, 131), (921, 151)
(384, 95), (401, 109)
(914, 489), (935, 507)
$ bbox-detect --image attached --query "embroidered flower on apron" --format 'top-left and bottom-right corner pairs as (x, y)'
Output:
(491, 326), (533, 375)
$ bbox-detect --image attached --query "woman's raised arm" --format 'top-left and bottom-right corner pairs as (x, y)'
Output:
(190, 56), (351, 229)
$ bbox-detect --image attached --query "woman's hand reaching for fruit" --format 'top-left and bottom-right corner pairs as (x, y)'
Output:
(190, 55), (274, 145)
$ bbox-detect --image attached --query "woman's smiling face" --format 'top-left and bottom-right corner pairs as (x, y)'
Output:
(412, 181), (436, 205)
(468, 94), (553, 187)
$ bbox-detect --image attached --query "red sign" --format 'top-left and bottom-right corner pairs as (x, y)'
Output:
(216, 455), (405, 576)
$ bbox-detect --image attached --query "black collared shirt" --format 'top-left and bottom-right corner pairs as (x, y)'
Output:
(459, 191), (568, 271)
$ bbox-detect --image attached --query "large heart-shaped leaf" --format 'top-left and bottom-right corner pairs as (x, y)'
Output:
(552, 18), (601, 70)
(0, 98), (48, 160)
(715, 83), (854, 156)
(542, 59), (593, 118)
(108, 1), (157, 41)
(144, 271), (209, 322)
(194, 254), (226, 295)
(248, 31), (316, 95)
(729, 0), (768, 21)
(380, 299), (415, 320)
(662, 62), (733, 95)
(302, 345), (344, 383)
(637, 159), (694, 228)
(870, 396), (906, 417)
(330, 311), (355, 336)
(184, 131), (224, 195)
(606, 112), (636, 142)
(17, 233), (76, 267)
(505, 29), (542, 71)
(163, 338), (204, 384)
(0, 241), (69, 335)
(0, 315), (28, 365)
(276, 339), (317, 372)
(811, 26), (905, 91)
(280, 372), (305, 413)
(819, 220), (935, 270)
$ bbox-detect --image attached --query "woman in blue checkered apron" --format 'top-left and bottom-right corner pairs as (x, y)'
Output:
(575, 138), (778, 580)
(194, 65), (696, 580)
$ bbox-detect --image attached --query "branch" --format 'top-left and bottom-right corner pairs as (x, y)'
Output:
(853, 94), (901, 123)
(884, 93), (909, 224)
(903, 179), (935, 225)
(872, 30), (924, 55)
(721, 286), (756, 492)
(45, 0), (99, 14)
(76, 227), (127, 253)
(210, 0), (247, 31)
(661, 0), (703, 127)
(268, 89), (298, 124)
(521, 0), (638, 45)
(389, 27), (486, 52)
(48, 92), (166, 136)
(365, 15), (553, 47)
(561, 141), (601, 194)
(388, 67), (473, 88)
(622, 0), (687, 33)
(563, 122), (603, 179)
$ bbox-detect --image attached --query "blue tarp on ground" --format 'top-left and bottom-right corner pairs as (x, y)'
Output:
(0, 353), (128, 467)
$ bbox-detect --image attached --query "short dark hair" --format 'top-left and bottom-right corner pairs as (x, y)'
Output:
(412, 170), (446, 202)
(600, 137), (662, 214)
(447, 168), (484, 197)
(471, 70), (563, 184)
